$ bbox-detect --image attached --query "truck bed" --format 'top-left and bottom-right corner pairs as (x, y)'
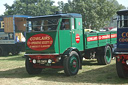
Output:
(84, 31), (117, 49)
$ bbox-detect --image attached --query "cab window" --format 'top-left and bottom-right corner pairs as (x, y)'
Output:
(118, 15), (128, 28)
(27, 18), (59, 32)
(60, 19), (70, 30)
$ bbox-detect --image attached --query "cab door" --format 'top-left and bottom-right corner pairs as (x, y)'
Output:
(71, 18), (84, 51)
(59, 18), (72, 54)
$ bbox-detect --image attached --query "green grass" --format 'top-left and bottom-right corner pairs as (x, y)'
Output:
(0, 53), (128, 85)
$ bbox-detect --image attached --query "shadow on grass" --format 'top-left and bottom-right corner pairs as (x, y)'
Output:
(0, 67), (63, 78)
(82, 59), (99, 65)
(0, 52), (25, 57)
(0, 60), (127, 84)
(0, 56), (25, 61)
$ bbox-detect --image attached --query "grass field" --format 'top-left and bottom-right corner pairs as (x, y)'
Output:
(0, 52), (128, 85)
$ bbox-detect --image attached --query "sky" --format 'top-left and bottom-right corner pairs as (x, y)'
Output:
(0, 0), (128, 15)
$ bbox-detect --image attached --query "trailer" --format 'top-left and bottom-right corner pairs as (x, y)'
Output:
(114, 9), (128, 78)
(25, 13), (117, 76)
(0, 15), (30, 56)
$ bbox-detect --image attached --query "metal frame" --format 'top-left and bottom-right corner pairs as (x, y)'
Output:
(115, 52), (128, 54)
(25, 53), (59, 56)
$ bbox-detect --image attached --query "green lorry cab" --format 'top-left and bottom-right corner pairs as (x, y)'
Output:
(25, 12), (117, 76)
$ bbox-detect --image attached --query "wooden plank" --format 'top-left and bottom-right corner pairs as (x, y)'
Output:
(4, 17), (14, 33)
(15, 18), (26, 32)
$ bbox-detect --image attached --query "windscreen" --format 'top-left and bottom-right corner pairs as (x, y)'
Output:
(117, 15), (128, 28)
(27, 18), (59, 32)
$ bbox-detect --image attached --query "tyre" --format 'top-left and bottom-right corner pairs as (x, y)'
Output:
(0, 46), (3, 56)
(15, 51), (20, 55)
(96, 54), (102, 64)
(116, 58), (128, 78)
(0, 46), (9, 56)
(102, 45), (112, 64)
(96, 45), (112, 65)
(12, 51), (20, 55)
(11, 45), (20, 55)
(96, 48), (104, 64)
(25, 56), (42, 75)
(63, 51), (79, 76)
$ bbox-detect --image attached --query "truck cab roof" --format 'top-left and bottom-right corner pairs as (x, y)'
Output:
(117, 9), (128, 15)
(27, 13), (82, 20)
(1, 15), (31, 18)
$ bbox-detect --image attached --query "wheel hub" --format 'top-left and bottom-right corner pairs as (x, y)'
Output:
(106, 48), (111, 62)
(73, 60), (77, 68)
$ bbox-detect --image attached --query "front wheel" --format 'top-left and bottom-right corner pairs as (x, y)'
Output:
(63, 51), (79, 76)
(116, 58), (128, 78)
(25, 56), (42, 75)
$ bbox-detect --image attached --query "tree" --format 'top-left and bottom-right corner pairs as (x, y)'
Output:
(58, 0), (125, 30)
(4, 0), (59, 16)
(107, 0), (125, 27)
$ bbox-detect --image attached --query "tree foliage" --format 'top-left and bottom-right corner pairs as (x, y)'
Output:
(58, 0), (125, 29)
(4, 0), (126, 29)
(4, 0), (59, 16)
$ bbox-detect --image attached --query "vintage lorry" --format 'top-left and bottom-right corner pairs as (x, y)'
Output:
(25, 13), (117, 76)
(0, 15), (30, 56)
(114, 9), (128, 78)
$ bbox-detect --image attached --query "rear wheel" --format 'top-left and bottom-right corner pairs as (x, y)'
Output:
(0, 46), (9, 56)
(25, 56), (42, 75)
(116, 58), (128, 78)
(63, 51), (79, 76)
(12, 51), (20, 55)
(96, 54), (102, 64)
(96, 45), (112, 65)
